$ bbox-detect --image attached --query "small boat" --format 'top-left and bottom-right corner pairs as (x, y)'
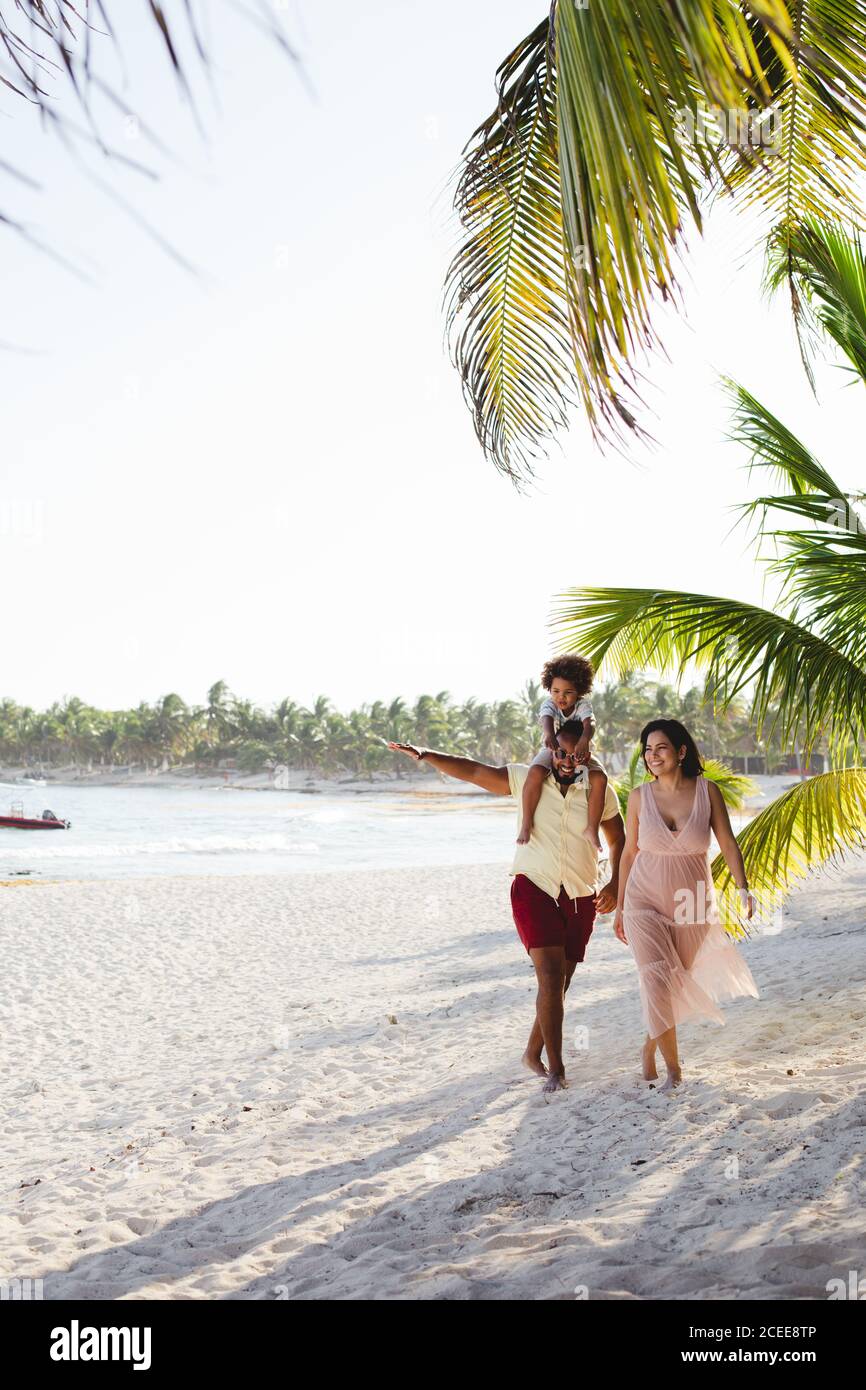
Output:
(0, 802), (70, 830)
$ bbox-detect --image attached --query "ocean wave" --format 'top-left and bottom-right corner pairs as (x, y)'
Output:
(0, 833), (322, 860)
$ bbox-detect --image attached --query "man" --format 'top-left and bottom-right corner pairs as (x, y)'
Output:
(388, 721), (625, 1093)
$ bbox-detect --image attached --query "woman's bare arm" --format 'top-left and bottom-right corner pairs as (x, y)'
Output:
(613, 789), (640, 942)
(707, 780), (753, 916)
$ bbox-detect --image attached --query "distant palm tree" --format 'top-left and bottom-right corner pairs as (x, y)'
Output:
(552, 218), (866, 910)
(385, 698), (411, 746)
(519, 680), (542, 726)
(232, 698), (267, 742)
(457, 697), (490, 757)
(492, 699), (534, 763)
(447, 4), (866, 477)
(411, 694), (452, 749)
(205, 682), (234, 747)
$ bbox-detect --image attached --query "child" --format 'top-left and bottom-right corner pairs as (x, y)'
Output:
(518, 654), (608, 851)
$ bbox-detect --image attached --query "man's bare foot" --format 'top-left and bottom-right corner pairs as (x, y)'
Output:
(657, 1070), (682, 1094)
(516, 823), (532, 845)
(522, 1051), (548, 1078)
(641, 1038), (658, 1081)
(582, 826), (602, 852)
(542, 1071), (567, 1094)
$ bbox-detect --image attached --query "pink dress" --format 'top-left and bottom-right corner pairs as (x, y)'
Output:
(624, 778), (759, 1039)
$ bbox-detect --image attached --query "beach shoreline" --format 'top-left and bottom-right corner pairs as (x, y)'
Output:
(0, 764), (467, 795)
(0, 765), (807, 810)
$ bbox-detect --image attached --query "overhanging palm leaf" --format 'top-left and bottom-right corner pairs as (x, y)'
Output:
(724, 5), (866, 379)
(552, 585), (866, 755)
(552, 0), (794, 437)
(769, 533), (866, 669)
(712, 768), (866, 901)
(448, 2), (866, 473)
(765, 216), (866, 386)
(728, 379), (845, 504)
(726, 378), (866, 663)
(444, 22), (575, 484)
(0, 2), (301, 282)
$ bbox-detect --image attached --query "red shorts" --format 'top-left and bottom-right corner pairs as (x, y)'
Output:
(510, 875), (597, 962)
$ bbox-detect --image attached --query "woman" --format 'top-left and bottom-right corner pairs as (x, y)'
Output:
(614, 719), (759, 1092)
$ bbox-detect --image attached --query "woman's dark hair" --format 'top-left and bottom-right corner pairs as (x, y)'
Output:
(640, 719), (704, 778)
(541, 653), (594, 697)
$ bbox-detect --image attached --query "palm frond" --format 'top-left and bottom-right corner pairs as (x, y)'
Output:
(551, 584), (866, 754)
(725, 378), (866, 659)
(551, 0), (793, 453)
(445, 21), (575, 484)
(721, 1), (866, 376)
(702, 757), (758, 809)
(765, 215), (866, 384)
(0, 2), (302, 276)
(447, 1), (797, 470)
(726, 377), (847, 503)
(712, 767), (866, 903)
(767, 530), (866, 667)
(613, 744), (648, 817)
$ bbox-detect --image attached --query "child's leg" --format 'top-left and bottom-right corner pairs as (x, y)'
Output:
(582, 768), (607, 852)
(518, 764), (548, 844)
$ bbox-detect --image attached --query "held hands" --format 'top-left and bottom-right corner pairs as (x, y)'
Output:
(596, 880), (617, 914)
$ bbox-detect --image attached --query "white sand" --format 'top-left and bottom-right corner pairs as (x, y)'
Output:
(1, 859), (864, 1301)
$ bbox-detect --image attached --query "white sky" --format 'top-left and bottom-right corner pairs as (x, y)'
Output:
(2, 0), (863, 715)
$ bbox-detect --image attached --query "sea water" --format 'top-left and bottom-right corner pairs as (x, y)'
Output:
(0, 782), (517, 881)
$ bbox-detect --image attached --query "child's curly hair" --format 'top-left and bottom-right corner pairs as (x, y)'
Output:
(541, 654), (594, 698)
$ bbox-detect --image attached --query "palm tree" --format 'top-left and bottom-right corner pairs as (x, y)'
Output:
(120, 703), (161, 769)
(51, 697), (99, 767)
(150, 694), (191, 765)
(205, 681), (235, 747)
(519, 679), (542, 727)
(456, 697), (490, 758)
(411, 693), (453, 749)
(552, 218), (866, 913)
(231, 698), (268, 743)
(446, 3), (866, 478)
(490, 699), (531, 763)
(385, 698), (411, 747)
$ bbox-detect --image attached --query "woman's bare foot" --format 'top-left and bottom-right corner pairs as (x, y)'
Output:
(641, 1038), (658, 1081)
(522, 1050), (548, 1078)
(582, 825), (602, 852)
(657, 1070), (682, 1094)
(516, 822), (532, 845)
(542, 1071), (567, 1094)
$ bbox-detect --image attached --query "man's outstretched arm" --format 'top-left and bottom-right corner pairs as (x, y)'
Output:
(388, 741), (510, 796)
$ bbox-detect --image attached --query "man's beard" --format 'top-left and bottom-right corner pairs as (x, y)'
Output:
(552, 765), (579, 785)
